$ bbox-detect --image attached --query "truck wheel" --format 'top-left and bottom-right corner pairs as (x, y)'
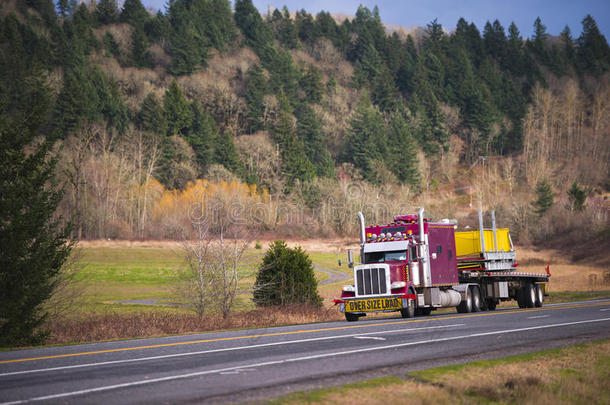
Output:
(535, 284), (544, 307)
(525, 283), (537, 308)
(517, 286), (527, 308)
(416, 307), (432, 316)
(486, 299), (498, 311)
(457, 288), (472, 313)
(470, 286), (481, 312)
(400, 299), (415, 318)
(345, 312), (359, 322)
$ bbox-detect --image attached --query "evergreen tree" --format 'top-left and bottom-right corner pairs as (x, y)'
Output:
(423, 18), (445, 50)
(145, 11), (171, 44)
(186, 103), (216, 176)
(273, 111), (315, 189)
(299, 64), (323, 104)
(567, 182), (586, 211)
(295, 104), (334, 178)
(372, 64), (399, 112)
(120, 0), (149, 27)
(163, 80), (192, 136)
(234, 0), (273, 51)
(528, 17), (550, 64)
(253, 240), (322, 307)
(137, 93), (166, 134)
(506, 21), (525, 75)
(213, 129), (242, 174)
(396, 35), (417, 94)
(277, 6), (298, 49)
(483, 20), (507, 62)
(295, 9), (315, 45)
(412, 56), (448, 154)
(244, 63), (267, 132)
(577, 15), (610, 75)
(131, 25), (152, 68)
(57, 0), (77, 18)
(0, 69), (72, 346)
(352, 41), (382, 88)
(103, 31), (120, 59)
(560, 26), (576, 67)
(168, 2), (208, 75)
(263, 47), (300, 109)
(90, 67), (129, 133)
(346, 92), (387, 182)
(532, 179), (554, 216)
(387, 108), (420, 187)
(53, 63), (101, 136)
(95, 0), (119, 25)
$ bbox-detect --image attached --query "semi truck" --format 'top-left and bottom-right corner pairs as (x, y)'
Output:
(334, 208), (550, 321)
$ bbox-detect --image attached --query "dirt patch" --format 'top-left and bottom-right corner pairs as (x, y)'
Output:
(78, 238), (360, 254)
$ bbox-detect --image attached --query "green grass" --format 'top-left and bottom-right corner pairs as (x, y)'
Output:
(71, 247), (348, 314)
(545, 291), (610, 303)
(75, 246), (183, 285)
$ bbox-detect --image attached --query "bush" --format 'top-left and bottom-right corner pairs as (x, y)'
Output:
(253, 240), (322, 307)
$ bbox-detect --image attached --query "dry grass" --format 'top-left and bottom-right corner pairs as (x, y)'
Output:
(272, 340), (610, 405)
(517, 247), (610, 292)
(78, 238), (359, 254)
(46, 305), (342, 345)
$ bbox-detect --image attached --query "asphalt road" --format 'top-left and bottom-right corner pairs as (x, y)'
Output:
(1, 299), (609, 404)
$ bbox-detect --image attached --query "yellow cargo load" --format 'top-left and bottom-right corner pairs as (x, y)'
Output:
(455, 229), (512, 257)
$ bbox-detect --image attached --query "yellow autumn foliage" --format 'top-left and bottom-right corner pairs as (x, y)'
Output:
(151, 179), (269, 234)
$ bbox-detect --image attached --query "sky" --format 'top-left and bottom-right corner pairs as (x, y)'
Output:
(140, 0), (610, 39)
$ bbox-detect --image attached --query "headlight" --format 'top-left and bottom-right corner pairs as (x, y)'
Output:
(391, 281), (406, 289)
(342, 285), (355, 292)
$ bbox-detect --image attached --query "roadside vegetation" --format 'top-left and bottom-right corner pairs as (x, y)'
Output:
(32, 242), (607, 346)
(270, 340), (610, 405)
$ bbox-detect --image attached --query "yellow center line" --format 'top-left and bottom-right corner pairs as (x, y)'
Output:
(2, 301), (609, 365)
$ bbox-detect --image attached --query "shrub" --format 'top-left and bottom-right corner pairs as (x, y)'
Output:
(253, 240), (322, 307)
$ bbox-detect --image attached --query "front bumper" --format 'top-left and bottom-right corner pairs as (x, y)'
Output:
(334, 293), (416, 314)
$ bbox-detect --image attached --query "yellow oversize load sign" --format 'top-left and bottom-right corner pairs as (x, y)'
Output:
(346, 297), (401, 312)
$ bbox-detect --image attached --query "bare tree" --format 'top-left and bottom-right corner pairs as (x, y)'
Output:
(177, 199), (257, 319)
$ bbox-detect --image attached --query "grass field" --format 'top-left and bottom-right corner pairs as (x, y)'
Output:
(69, 242), (610, 315)
(39, 240), (608, 345)
(270, 339), (610, 405)
(70, 244), (353, 314)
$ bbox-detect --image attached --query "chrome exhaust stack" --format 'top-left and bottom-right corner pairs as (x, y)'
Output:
(357, 211), (366, 247)
(418, 207), (431, 287)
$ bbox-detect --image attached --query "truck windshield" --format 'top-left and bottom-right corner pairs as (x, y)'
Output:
(365, 250), (407, 263)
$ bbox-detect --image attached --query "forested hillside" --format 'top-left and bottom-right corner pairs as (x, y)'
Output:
(1, 0), (608, 246)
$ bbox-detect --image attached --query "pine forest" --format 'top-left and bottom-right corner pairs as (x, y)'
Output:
(1, 0), (609, 250)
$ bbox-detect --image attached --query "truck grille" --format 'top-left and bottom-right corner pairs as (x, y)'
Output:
(356, 267), (387, 296)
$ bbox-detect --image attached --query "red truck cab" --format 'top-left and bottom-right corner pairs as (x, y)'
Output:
(336, 210), (459, 321)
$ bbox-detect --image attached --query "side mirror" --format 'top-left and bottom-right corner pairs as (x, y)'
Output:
(347, 249), (354, 268)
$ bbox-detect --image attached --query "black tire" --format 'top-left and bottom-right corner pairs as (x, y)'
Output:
(457, 288), (472, 313)
(416, 307), (432, 316)
(517, 287), (527, 308)
(486, 299), (498, 311)
(345, 312), (359, 322)
(535, 284), (544, 307)
(471, 286), (481, 312)
(401, 298), (416, 318)
(525, 283), (536, 308)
